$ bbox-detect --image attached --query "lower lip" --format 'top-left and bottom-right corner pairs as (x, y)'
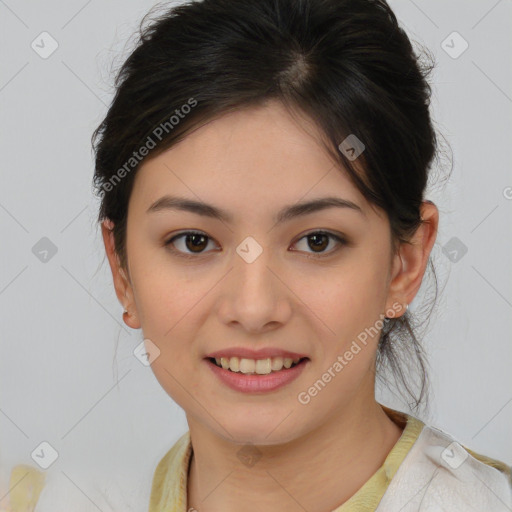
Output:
(205, 358), (309, 393)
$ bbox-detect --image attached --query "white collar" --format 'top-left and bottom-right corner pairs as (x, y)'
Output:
(375, 423), (512, 511)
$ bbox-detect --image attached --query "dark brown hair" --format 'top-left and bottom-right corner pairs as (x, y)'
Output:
(92, 0), (451, 414)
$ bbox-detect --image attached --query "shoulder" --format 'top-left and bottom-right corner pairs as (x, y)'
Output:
(423, 423), (512, 487)
(4, 432), (193, 512)
(2, 463), (152, 511)
(462, 444), (512, 482)
(376, 421), (512, 511)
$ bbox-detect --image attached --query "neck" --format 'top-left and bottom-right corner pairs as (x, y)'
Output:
(186, 399), (404, 512)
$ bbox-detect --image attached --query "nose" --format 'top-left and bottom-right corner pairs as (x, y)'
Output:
(216, 238), (293, 333)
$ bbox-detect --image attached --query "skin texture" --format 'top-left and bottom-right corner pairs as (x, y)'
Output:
(102, 99), (439, 511)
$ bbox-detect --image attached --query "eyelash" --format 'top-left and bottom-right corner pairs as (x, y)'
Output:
(163, 230), (347, 260)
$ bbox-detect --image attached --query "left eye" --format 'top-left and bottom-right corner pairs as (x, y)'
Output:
(164, 230), (346, 258)
(292, 231), (346, 257)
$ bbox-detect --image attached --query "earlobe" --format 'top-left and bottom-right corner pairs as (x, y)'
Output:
(122, 309), (139, 329)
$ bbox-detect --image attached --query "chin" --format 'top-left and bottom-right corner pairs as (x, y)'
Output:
(214, 413), (303, 447)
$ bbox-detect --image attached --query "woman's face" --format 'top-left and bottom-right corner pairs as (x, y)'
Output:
(111, 100), (409, 444)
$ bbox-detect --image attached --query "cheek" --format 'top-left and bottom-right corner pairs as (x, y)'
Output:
(301, 259), (388, 366)
(136, 275), (205, 401)
(130, 255), (200, 333)
(130, 269), (214, 371)
(310, 260), (386, 324)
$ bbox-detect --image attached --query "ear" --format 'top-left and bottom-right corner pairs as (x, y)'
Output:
(101, 219), (141, 329)
(385, 201), (439, 316)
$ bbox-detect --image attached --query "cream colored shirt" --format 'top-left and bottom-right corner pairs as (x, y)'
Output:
(3, 405), (511, 511)
(148, 405), (512, 511)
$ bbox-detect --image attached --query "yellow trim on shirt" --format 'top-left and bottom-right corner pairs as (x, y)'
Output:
(3, 465), (46, 512)
(147, 405), (425, 512)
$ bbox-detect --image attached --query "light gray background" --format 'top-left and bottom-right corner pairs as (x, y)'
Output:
(1, 0), (511, 508)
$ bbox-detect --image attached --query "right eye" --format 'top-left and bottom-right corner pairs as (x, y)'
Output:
(164, 230), (219, 258)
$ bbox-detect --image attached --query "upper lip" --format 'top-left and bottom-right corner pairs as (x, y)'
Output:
(205, 347), (309, 360)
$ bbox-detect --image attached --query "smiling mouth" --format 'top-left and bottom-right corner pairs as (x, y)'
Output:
(207, 356), (309, 375)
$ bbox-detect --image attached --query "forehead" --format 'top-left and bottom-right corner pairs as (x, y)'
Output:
(130, 101), (379, 222)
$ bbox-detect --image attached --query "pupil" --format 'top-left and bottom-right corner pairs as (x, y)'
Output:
(310, 234), (327, 251)
(188, 234), (206, 252)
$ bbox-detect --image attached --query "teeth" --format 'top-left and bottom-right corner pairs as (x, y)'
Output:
(256, 359), (271, 374)
(213, 356), (302, 374)
(271, 357), (284, 371)
(229, 357), (239, 372)
(240, 358), (255, 374)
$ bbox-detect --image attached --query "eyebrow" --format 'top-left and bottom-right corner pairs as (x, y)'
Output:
(146, 194), (366, 224)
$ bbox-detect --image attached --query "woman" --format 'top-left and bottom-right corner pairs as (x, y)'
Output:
(5, 0), (511, 510)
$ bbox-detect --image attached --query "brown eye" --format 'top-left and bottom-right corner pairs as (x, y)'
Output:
(291, 231), (347, 257)
(165, 231), (216, 256)
(306, 233), (329, 252)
